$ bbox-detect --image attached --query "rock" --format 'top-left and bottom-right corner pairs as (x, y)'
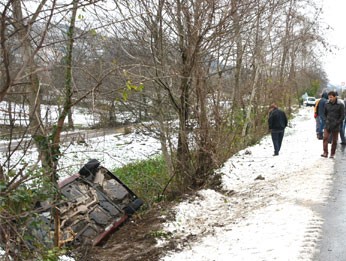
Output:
(254, 175), (265, 180)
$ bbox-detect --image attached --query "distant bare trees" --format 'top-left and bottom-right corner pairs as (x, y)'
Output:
(109, 0), (327, 191)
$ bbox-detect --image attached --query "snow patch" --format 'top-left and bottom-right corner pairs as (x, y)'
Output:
(160, 107), (333, 260)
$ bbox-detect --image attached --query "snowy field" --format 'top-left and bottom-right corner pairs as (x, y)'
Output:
(159, 106), (334, 260)
(0, 100), (159, 179)
(2, 130), (163, 180)
(0, 101), (99, 127)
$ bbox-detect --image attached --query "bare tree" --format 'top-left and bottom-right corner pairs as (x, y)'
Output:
(110, 0), (250, 188)
(108, 0), (328, 190)
(0, 0), (120, 256)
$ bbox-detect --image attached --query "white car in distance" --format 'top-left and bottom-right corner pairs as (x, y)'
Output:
(304, 97), (316, 107)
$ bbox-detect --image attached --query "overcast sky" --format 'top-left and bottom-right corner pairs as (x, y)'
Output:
(321, 0), (346, 86)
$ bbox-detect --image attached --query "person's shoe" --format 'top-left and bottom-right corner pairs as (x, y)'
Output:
(321, 153), (328, 158)
(330, 154), (335, 158)
(273, 152), (279, 156)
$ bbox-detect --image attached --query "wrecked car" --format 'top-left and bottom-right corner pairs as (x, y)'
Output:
(33, 159), (143, 247)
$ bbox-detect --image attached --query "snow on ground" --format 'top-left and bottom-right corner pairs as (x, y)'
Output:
(0, 100), (152, 179)
(1, 129), (162, 180)
(57, 131), (162, 179)
(0, 101), (138, 127)
(0, 101), (100, 127)
(0, 105), (335, 260)
(160, 106), (334, 260)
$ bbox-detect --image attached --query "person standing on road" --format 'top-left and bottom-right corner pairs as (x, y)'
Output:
(321, 91), (345, 158)
(315, 91), (328, 140)
(314, 98), (321, 139)
(338, 98), (346, 145)
(268, 103), (288, 156)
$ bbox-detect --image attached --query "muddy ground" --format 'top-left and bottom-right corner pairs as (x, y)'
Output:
(73, 201), (179, 261)
(70, 178), (222, 261)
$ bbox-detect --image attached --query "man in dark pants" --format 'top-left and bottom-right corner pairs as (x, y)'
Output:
(315, 91), (328, 140)
(268, 103), (288, 156)
(338, 98), (346, 145)
(321, 91), (345, 158)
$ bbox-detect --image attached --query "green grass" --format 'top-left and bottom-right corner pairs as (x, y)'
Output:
(113, 155), (170, 208)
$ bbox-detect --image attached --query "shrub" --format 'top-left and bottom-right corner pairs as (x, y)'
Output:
(113, 156), (170, 208)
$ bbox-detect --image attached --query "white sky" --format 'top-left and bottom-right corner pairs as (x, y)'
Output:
(321, 0), (346, 85)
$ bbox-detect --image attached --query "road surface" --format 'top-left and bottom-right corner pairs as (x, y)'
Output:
(314, 145), (346, 260)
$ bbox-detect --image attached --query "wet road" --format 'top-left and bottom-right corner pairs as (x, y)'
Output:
(314, 145), (346, 260)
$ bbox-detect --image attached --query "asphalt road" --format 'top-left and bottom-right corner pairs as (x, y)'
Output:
(314, 145), (346, 261)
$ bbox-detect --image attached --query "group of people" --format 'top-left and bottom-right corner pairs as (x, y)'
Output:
(314, 91), (346, 158)
(267, 90), (346, 158)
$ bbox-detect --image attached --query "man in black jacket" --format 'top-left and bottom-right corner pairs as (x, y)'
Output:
(321, 91), (345, 158)
(315, 91), (328, 139)
(268, 103), (288, 156)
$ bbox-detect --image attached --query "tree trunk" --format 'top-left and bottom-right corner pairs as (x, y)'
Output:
(12, 0), (45, 150)
(176, 78), (193, 187)
(194, 67), (215, 186)
(242, 66), (260, 137)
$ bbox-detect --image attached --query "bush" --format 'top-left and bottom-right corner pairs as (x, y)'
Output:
(0, 169), (60, 260)
(113, 156), (170, 208)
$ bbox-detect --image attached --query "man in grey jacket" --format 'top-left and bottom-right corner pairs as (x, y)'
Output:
(321, 91), (345, 158)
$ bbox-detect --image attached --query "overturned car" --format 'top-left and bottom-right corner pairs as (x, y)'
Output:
(34, 159), (143, 247)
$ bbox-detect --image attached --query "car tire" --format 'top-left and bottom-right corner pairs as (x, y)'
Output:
(124, 198), (144, 215)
